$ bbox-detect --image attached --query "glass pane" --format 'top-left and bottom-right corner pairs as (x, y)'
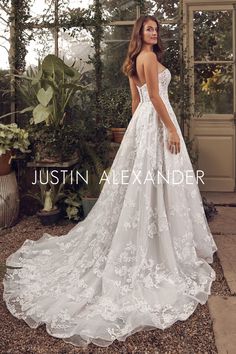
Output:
(102, 40), (129, 89)
(30, 0), (94, 20)
(104, 25), (133, 41)
(194, 64), (233, 114)
(0, 8), (9, 69)
(64, 0), (93, 10)
(102, 0), (137, 21)
(58, 28), (93, 70)
(193, 10), (233, 61)
(163, 39), (180, 82)
(103, 25), (133, 88)
(161, 23), (179, 42)
(25, 29), (55, 68)
(147, 0), (180, 19)
(160, 23), (179, 71)
(29, 0), (49, 17)
(58, 0), (93, 15)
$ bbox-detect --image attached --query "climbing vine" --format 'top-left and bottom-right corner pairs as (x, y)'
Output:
(12, 0), (33, 72)
(87, 0), (108, 122)
(60, 1), (109, 122)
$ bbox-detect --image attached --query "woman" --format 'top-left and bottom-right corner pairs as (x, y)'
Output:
(3, 15), (217, 348)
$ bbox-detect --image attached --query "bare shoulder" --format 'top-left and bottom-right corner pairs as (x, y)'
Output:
(142, 51), (158, 64)
(142, 51), (156, 58)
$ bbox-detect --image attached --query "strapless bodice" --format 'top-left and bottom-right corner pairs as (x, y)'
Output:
(136, 68), (171, 103)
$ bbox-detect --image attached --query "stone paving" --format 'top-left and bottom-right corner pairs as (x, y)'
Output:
(204, 192), (236, 354)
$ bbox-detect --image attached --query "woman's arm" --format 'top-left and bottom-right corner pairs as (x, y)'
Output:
(143, 52), (176, 131)
(143, 52), (180, 154)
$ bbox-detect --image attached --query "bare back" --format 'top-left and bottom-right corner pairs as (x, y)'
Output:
(134, 52), (166, 87)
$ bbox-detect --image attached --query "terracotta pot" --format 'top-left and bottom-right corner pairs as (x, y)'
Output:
(0, 171), (19, 228)
(0, 150), (12, 176)
(110, 128), (126, 143)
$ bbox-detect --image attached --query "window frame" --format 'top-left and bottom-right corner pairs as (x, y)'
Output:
(186, 1), (236, 120)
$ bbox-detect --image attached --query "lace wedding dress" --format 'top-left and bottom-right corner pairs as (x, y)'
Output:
(3, 68), (217, 348)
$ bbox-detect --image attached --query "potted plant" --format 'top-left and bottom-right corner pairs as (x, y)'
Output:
(0, 123), (30, 228)
(24, 169), (70, 225)
(0, 123), (30, 176)
(28, 122), (82, 163)
(0, 55), (87, 163)
(99, 87), (132, 143)
(62, 189), (83, 221)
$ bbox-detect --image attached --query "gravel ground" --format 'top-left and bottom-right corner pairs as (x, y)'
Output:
(0, 215), (230, 354)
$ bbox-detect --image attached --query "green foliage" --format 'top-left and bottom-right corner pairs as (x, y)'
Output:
(82, 117), (110, 166)
(12, 0), (33, 72)
(202, 196), (218, 221)
(60, 0), (109, 123)
(15, 55), (87, 127)
(28, 123), (82, 162)
(0, 123), (30, 156)
(79, 142), (109, 198)
(0, 55), (88, 162)
(0, 70), (11, 120)
(98, 88), (132, 128)
(0, 55), (87, 125)
(15, 64), (43, 113)
(63, 190), (82, 221)
(193, 10), (232, 62)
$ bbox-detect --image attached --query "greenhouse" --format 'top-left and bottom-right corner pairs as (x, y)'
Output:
(0, 0), (236, 353)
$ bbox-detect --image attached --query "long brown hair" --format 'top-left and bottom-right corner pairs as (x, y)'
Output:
(122, 15), (164, 77)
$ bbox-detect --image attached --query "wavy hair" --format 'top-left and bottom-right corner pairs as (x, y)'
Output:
(122, 15), (164, 77)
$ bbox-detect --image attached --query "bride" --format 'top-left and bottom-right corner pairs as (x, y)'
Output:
(3, 14), (217, 348)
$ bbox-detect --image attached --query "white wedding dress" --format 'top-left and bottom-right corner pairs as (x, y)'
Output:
(3, 68), (217, 348)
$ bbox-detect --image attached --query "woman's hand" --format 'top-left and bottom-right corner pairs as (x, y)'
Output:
(167, 128), (180, 154)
